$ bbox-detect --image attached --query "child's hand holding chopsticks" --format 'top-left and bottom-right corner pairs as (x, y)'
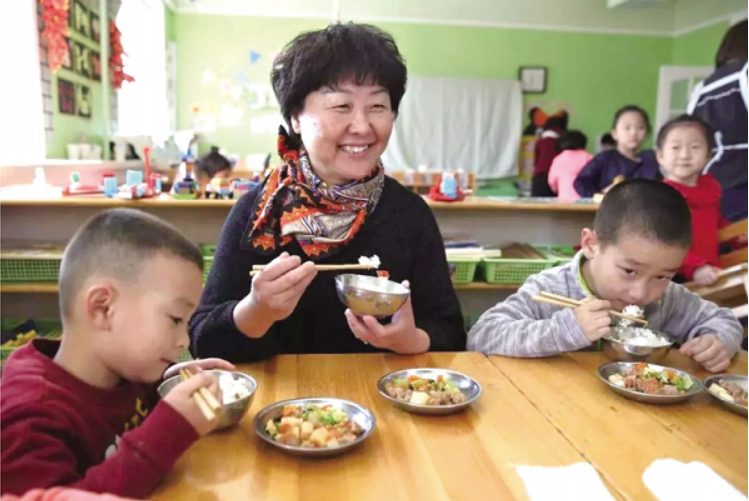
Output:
(162, 370), (222, 436)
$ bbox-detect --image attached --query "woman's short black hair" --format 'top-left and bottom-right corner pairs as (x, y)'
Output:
(655, 114), (713, 150)
(612, 105), (651, 132)
(271, 22), (407, 141)
(558, 130), (587, 151)
(716, 20), (747, 68)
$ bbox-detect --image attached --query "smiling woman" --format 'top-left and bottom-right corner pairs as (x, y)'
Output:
(189, 23), (467, 363)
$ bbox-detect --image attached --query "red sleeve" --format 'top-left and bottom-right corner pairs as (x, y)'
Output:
(1, 401), (198, 498)
(680, 249), (708, 280)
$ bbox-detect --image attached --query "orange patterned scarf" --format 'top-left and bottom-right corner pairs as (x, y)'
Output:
(248, 128), (384, 259)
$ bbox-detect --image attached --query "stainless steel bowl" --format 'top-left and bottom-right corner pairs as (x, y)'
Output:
(158, 370), (257, 430)
(602, 326), (674, 363)
(335, 274), (410, 318)
(253, 397), (376, 458)
(597, 361), (703, 405)
(704, 374), (748, 417)
(376, 368), (482, 415)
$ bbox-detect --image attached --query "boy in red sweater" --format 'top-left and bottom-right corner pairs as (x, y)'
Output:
(1, 209), (234, 498)
(657, 114), (732, 286)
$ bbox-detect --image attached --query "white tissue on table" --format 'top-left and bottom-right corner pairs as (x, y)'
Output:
(643, 459), (747, 501)
(516, 463), (616, 501)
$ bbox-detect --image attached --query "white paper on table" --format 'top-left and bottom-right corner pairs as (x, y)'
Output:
(516, 463), (617, 501)
(642, 459), (747, 501)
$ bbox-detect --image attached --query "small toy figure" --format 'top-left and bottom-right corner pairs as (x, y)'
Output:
(102, 172), (118, 198)
(232, 178), (259, 198)
(172, 175), (200, 199)
(115, 147), (160, 199)
(427, 171), (465, 202)
(205, 176), (234, 199)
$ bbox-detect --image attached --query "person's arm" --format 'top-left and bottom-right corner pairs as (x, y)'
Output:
(573, 155), (604, 198)
(658, 283), (743, 357)
(1, 402), (197, 498)
(409, 203), (466, 351)
(547, 158), (561, 193)
(1, 488), (139, 501)
(467, 274), (591, 357)
(188, 190), (281, 362)
(680, 250), (708, 281)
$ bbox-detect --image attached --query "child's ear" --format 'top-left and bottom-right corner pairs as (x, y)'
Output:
(85, 283), (117, 331)
(290, 115), (302, 135)
(581, 228), (599, 260)
(656, 149), (665, 166)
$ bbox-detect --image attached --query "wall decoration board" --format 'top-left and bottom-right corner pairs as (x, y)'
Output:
(58, 79), (77, 115)
(71, 0), (91, 39)
(90, 12), (100, 44)
(76, 84), (92, 118)
(62, 38), (74, 70)
(90, 51), (101, 80)
(74, 42), (91, 79)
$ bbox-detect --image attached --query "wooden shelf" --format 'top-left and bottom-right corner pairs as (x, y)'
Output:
(1, 281), (519, 293)
(1, 283), (59, 293)
(0, 194), (599, 212)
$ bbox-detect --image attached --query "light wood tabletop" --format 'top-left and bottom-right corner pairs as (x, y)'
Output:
(489, 350), (748, 501)
(152, 352), (623, 501)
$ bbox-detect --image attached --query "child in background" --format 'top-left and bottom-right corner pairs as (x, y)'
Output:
(599, 133), (616, 152)
(467, 179), (742, 372)
(548, 130), (593, 202)
(531, 115), (568, 197)
(657, 114), (734, 286)
(574, 105), (661, 197)
(195, 146), (234, 190)
(1, 209), (234, 498)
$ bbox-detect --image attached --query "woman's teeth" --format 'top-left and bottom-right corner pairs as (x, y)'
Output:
(340, 145), (369, 154)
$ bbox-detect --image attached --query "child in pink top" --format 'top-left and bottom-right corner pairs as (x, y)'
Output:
(548, 131), (593, 202)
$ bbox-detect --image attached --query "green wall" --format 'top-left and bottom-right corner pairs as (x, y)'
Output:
(173, 14), (674, 159)
(672, 22), (729, 67)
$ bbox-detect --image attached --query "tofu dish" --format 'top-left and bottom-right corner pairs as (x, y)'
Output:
(384, 375), (466, 406)
(264, 404), (365, 448)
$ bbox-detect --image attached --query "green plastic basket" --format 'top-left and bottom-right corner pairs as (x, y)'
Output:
(1, 319), (63, 372)
(1, 254), (62, 282)
(538, 245), (578, 267)
(447, 256), (481, 285)
(482, 256), (555, 285)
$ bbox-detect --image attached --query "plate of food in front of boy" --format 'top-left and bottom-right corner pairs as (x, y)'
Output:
(377, 368), (482, 415)
(704, 374), (748, 416)
(253, 398), (376, 457)
(597, 361), (703, 405)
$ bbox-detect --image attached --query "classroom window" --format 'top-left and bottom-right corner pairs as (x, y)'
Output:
(116, 0), (169, 143)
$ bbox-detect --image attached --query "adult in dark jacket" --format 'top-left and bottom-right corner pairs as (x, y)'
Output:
(189, 23), (466, 363)
(687, 20), (748, 222)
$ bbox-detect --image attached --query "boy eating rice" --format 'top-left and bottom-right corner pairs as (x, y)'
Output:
(467, 179), (742, 372)
(1, 209), (234, 498)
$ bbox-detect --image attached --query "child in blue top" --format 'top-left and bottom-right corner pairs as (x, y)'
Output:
(574, 105), (661, 197)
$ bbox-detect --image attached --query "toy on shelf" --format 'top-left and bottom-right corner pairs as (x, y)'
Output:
(205, 176), (234, 199)
(115, 147), (163, 199)
(63, 171), (104, 196)
(232, 178), (260, 198)
(427, 171), (466, 202)
(102, 172), (118, 198)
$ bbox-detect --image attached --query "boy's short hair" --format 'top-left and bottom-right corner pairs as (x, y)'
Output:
(59, 209), (203, 319)
(600, 133), (616, 147)
(594, 179), (692, 248)
(558, 130), (587, 151)
(655, 113), (713, 149)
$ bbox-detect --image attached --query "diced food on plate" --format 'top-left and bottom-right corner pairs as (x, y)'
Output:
(384, 375), (466, 405)
(708, 380), (748, 406)
(607, 363), (694, 395)
(264, 404), (364, 448)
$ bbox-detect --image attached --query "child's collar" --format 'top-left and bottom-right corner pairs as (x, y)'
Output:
(577, 255), (594, 296)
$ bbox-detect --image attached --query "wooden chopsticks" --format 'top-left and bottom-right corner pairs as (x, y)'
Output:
(531, 291), (649, 326)
(249, 263), (376, 278)
(179, 368), (221, 423)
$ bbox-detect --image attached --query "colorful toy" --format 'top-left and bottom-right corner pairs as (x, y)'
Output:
(427, 172), (465, 202)
(63, 171), (104, 196)
(206, 176), (234, 199)
(115, 147), (162, 199)
(232, 178), (260, 198)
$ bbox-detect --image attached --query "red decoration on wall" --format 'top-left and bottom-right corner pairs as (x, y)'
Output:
(40, 0), (70, 73)
(109, 19), (134, 90)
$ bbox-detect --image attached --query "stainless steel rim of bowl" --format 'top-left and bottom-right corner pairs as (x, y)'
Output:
(253, 397), (376, 453)
(158, 370), (257, 397)
(703, 374), (748, 412)
(334, 274), (410, 296)
(596, 362), (703, 400)
(376, 368), (483, 410)
(603, 332), (674, 348)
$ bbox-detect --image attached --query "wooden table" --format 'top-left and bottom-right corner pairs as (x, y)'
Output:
(490, 351), (748, 501)
(152, 351), (747, 501)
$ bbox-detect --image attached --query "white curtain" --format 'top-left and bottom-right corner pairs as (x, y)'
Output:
(0, 0), (45, 166)
(382, 77), (522, 180)
(117, 0), (168, 143)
